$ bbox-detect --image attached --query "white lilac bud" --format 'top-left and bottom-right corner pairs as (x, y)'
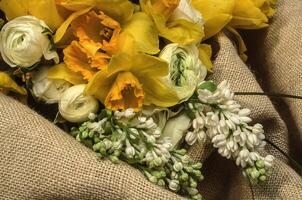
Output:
(125, 146), (136, 158)
(168, 179), (180, 191)
(185, 131), (197, 145)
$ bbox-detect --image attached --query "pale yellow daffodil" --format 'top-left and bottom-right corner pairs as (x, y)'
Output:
(0, 72), (27, 95)
(0, 0), (65, 30)
(229, 0), (276, 29)
(85, 53), (179, 111)
(192, 0), (235, 40)
(140, 0), (204, 45)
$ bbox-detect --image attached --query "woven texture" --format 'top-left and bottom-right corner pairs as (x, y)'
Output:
(0, 0), (302, 199)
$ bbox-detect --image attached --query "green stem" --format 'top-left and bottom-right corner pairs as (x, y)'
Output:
(235, 92), (302, 100)
(265, 139), (302, 173)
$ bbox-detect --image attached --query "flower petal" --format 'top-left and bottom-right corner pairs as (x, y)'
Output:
(96, 0), (134, 24)
(141, 76), (179, 107)
(141, 0), (204, 45)
(0, 0), (65, 30)
(198, 44), (213, 72)
(192, 0), (235, 39)
(84, 68), (117, 103)
(122, 12), (159, 55)
(47, 63), (86, 85)
(56, 0), (96, 11)
(229, 0), (271, 29)
(0, 72), (27, 95)
(54, 7), (92, 43)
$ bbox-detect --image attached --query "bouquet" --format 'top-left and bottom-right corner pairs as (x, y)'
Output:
(0, 0), (285, 199)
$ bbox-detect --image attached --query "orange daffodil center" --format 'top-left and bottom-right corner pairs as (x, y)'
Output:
(63, 10), (121, 80)
(105, 72), (144, 112)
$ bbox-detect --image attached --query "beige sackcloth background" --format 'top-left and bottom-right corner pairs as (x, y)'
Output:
(0, 0), (301, 199)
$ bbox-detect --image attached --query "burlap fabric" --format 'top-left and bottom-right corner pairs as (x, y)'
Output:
(0, 0), (301, 199)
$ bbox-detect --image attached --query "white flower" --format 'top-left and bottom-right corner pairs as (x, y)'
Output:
(162, 113), (192, 148)
(168, 179), (180, 191)
(32, 66), (71, 104)
(160, 43), (207, 102)
(0, 16), (59, 68)
(169, 0), (204, 27)
(59, 84), (99, 123)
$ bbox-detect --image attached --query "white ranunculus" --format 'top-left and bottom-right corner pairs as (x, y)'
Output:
(59, 84), (99, 123)
(0, 16), (59, 68)
(161, 113), (192, 148)
(169, 0), (204, 27)
(159, 43), (207, 102)
(32, 66), (72, 104)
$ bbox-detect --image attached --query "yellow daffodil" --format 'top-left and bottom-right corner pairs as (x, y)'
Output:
(192, 0), (235, 40)
(0, 0), (65, 30)
(64, 41), (110, 80)
(0, 72), (27, 95)
(140, 0), (204, 45)
(229, 0), (276, 29)
(85, 53), (179, 111)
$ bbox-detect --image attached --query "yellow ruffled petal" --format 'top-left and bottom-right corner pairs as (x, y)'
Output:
(96, 0), (134, 24)
(198, 44), (213, 72)
(141, 0), (204, 45)
(0, 0), (65, 30)
(122, 12), (159, 55)
(0, 72), (27, 95)
(56, 0), (96, 11)
(54, 7), (92, 43)
(105, 71), (144, 111)
(64, 41), (109, 80)
(85, 68), (117, 103)
(47, 63), (86, 85)
(192, 0), (235, 40)
(229, 0), (273, 29)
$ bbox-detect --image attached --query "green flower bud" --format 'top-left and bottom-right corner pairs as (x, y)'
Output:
(93, 142), (102, 152)
(180, 172), (189, 182)
(256, 160), (265, 168)
(259, 175), (267, 182)
(173, 162), (184, 172)
(109, 155), (119, 164)
(192, 162), (203, 170)
(157, 179), (166, 187)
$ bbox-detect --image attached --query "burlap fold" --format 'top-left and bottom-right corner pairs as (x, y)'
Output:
(0, 0), (301, 199)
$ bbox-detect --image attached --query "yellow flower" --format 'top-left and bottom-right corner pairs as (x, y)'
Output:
(192, 0), (235, 40)
(0, 0), (65, 30)
(85, 53), (179, 111)
(0, 72), (27, 95)
(140, 0), (204, 45)
(70, 10), (122, 55)
(64, 41), (110, 80)
(229, 0), (276, 29)
(198, 44), (213, 72)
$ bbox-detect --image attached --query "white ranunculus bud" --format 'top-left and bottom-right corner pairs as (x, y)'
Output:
(0, 16), (59, 68)
(169, 0), (204, 27)
(162, 113), (192, 148)
(32, 66), (71, 104)
(59, 84), (99, 123)
(160, 43), (207, 102)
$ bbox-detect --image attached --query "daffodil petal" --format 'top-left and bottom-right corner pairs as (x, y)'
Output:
(96, 0), (134, 24)
(56, 0), (96, 11)
(142, 77), (179, 107)
(226, 26), (248, 61)
(198, 44), (213, 72)
(84, 68), (117, 103)
(54, 7), (92, 43)
(0, 72), (27, 95)
(192, 0), (235, 39)
(0, 0), (65, 30)
(47, 63), (86, 85)
(229, 0), (269, 29)
(122, 12), (160, 55)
